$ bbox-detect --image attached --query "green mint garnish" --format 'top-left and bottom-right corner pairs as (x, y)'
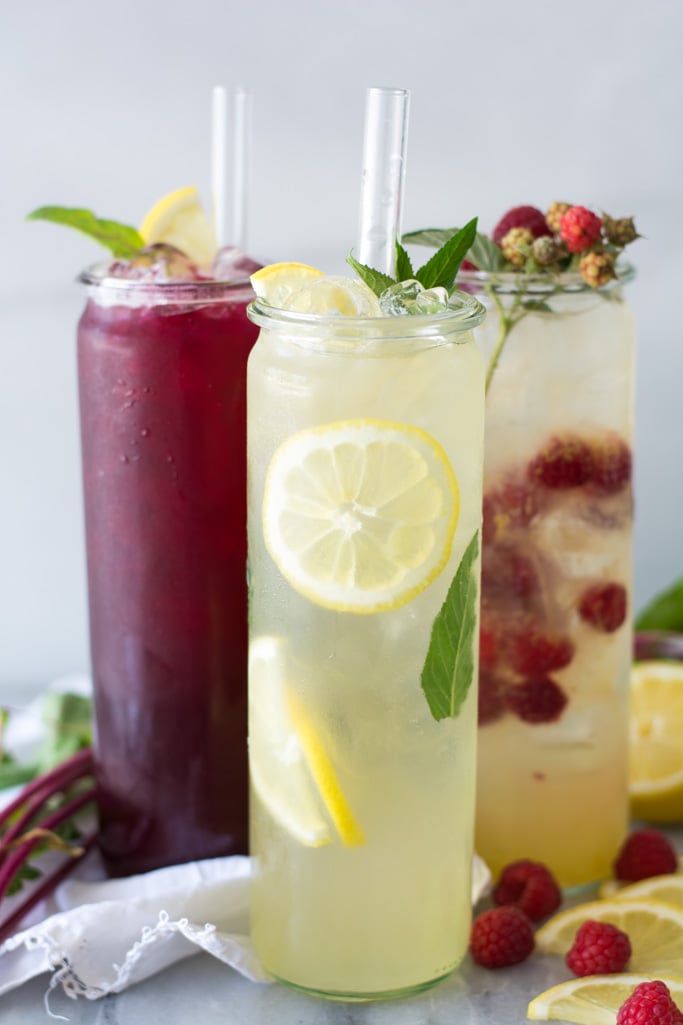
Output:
(26, 206), (145, 258)
(347, 217), (478, 297)
(420, 530), (479, 721)
(636, 575), (683, 632)
(403, 225), (503, 273)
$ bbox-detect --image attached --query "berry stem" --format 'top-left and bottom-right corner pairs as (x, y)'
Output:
(484, 288), (524, 393)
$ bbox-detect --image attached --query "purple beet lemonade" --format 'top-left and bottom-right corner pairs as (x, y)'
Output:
(78, 246), (258, 874)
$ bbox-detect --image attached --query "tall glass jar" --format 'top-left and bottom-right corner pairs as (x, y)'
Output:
(246, 296), (486, 1000)
(77, 270), (258, 875)
(459, 267), (636, 891)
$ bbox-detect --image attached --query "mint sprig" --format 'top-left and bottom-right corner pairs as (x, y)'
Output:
(26, 206), (144, 258)
(420, 530), (480, 721)
(403, 225), (503, 273)
(347, 218), (478, 297)
(636, 575), (683, 632)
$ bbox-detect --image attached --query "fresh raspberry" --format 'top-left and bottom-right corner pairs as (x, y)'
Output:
(579, 582), (627, 633)
(507, 623), (574, 675)
(602, 214), (639, 247)
(580, 249), (617, 288)
(501, 227), (534, 267)
(545, 201), (571, 233)
(617, 981), (683, 1025)
(532, 235), (565, 267)
(469, 906), (535, 968)
(565, 920), (631, 977)
(482, 546), (539, 604)
(559, 205), (603, 253)
(492, 205), (552, 245)
(614, 829), (679, 882)
(478, 668), (506, 726)
(483, 477), (540, 543)
(504, 676), (568, 724)
(590, 434), (632, 494)
(479, 623), (498, 669)
(528, 435), (594, 489)
(493, 859), (562, 921)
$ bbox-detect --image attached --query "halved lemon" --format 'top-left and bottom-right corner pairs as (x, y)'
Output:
(250, 262), (324, 307)
(535, 899), (683, 974)
(599, 867), (683, 905)
(248, 636), (363, 847)
(262, 419), (459, 613)
(528, 973), (683, 1024)
(139, 185), (217, 267)
(629, 660), (683, 823)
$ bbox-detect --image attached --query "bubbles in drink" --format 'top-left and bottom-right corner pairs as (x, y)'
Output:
(211, 245), (263, 281)
(379, 280), (449, 316)
(106, 244), (203, 282)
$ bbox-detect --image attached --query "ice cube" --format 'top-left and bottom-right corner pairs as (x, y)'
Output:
(106, 244), (203, 282)
(286, 275), (382, 316)
(410, 286), (449, 315)
(379, 280), (450, 316)
(211, 245), (263, 281)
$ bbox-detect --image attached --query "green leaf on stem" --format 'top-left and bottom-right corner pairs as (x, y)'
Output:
(413, 218), (478, 290)
(395, 240), (414, 282)
(469, 233), (504, 272)
(636, 576), (683, 631)
(402, 227), (457, 248)
(26, 206), (145, 258)
(345, 252), (395, 297)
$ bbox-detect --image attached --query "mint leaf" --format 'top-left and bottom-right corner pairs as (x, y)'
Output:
(420, 530), (480, 721)
(27, 206), (144, 258)
(395, 240), (414, 281)
(413, 218), (478, 290)
(469, 233), (503, 272)
(636, 576), (683, 631)
(345, 252), (395, 296)
(402, 227), (456, 248)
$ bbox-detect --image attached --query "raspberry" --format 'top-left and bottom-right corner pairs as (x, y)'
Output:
(565, 920), (631, 977)
(528, 435), (594, 489)
(493, 859), (562, 921)
(579, 582), (627, 633)
(478, 668), (506, 726)
(492, 205), (552, 245)
(617, 981), (683, 1025)
(479, 622), (498, 669)
(614, 829), (679, 882)
(483, 477), (540, 543)
(501, 227), (534, 267)
(504, 676), (568, 724)
(508, 623), (574, 675)
(602, 214), (639, 247)
(559, 205), (603, 253)
(469, 906), (535, 968)
(580, 249), (617, 288)
(590, 434), (632, 494)
(532, 235), (565, 267)
(482, 546), (539, 604)
(545, 201), (571, 233)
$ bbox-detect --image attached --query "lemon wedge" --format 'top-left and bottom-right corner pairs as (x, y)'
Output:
(599, 867), (683, 905)
(139, 185), (217, 267)
(262, 418), (459, 614)
(536, 899), (683, 975)
(248, 637), (363, 847)
(527, 974), (683, 1024)
(250, 262), (324, 307)
(629, 660), (683, 823)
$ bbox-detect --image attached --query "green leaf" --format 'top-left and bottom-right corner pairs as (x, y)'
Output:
(395, 240), (414, 282)
(345, 252), (395, 296)
(34, 692), (93, 775)
(420, 530), (480, 721)
(636, 576), (683, 631)
(0, 760), (37, 790)
(6, 863), (42, 897)
(522, 299), (553, 313)
(414, 218), (478, 290)
(469, 233), (504, 272)
(402, 227), (457, 248)
(26, 206), (145, 258)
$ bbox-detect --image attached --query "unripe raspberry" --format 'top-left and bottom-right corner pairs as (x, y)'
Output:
(532, 235), (564, 267)
(501, 227), (533, 267)
(545, 201), (571, 233)
(580, 250), (616, 288)
(602, 214), (639, 246)
(560, 206), (603, 253)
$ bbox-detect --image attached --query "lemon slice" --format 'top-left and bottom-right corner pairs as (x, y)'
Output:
(248, 636), (363, 847)
(599, 856), (683, 899)
(262, 419), (459, 613)
(536, 899), (683, 974)
(629, 660), (683, 823)
(139, 185), (217, 267)
(600, 870), (683, 907)
(528, 974), (683, 1024)
(250, 262), (324, 307)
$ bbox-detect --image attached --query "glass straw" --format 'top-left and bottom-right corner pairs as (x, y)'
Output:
(211, 85), (229, 248)
(232, 87), (252, 253)
(211, 85), (252, 251)
(357, 87), (410, 277)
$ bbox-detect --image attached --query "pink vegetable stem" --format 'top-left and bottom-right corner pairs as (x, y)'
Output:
(0, 747), (93, 832)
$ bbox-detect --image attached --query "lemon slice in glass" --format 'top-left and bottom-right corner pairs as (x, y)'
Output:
(250, 262), (324, 307)
(248, 636), (364, 848)
(629, 660), (683, 823)
(528, 974), (683, 1024)
(262, 419), (459, 614)
(139, 185), (217, 267)
(536, 898), (683, 975)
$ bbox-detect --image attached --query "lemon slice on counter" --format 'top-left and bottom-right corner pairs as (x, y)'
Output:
(598, 863), (683, 901)
(527, 974), (683, 1024)
(262, 419), (459, 613)
(629, 660), (683, 823)
(139, 185), (217, 267)
(248, 636), (363, 848)
(250, 262), (324, 307)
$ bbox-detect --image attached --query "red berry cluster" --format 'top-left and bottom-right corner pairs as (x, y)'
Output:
(614, 828), (679, 882)
(565, 919), (631, 976)
(478, 430), (632, 728)
(617, 982), (683, 1025)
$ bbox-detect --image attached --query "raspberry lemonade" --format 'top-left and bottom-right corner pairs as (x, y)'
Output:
(408, 203), (639, 890)
(246, 249), (486, 1000)
(30, 190), (261, 874)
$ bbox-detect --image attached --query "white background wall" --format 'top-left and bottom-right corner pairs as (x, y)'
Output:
(2, 0), (682, 696)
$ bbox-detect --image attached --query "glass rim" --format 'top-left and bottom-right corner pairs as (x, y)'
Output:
(454, 261), (636, 295)
(77, 264), (253, 302)
(247, 290), (487, 336)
